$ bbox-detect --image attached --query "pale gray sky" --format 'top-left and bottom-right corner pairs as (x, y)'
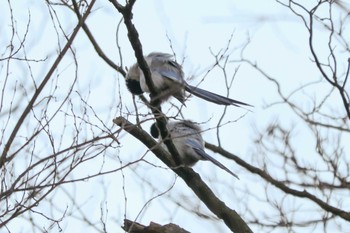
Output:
(2, 0), (350, 232)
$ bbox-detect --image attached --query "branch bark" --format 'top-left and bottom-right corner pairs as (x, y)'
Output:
(122, 219), (190, 233)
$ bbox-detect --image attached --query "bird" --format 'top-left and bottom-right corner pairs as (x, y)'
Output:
(150, 120), (239, 179)
(126, 52), (252, 107)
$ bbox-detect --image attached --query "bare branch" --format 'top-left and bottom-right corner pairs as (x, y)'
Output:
(113, 116), (253, 233)
(0, 0), (97, 168)
(205, 142), (350, 221)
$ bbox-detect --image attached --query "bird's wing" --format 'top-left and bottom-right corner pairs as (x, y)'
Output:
(186, 139), (239, 179)
(147, 52), (173, 60)
(149, 54), (184, 84)
(185, 84), (252, 107)
(158, 68), (183, 83)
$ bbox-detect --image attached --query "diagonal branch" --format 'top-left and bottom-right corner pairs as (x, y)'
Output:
(113, 117), (253, 233)
(108, 0), (183, 165)
(205, 142), (350, 222)
(71, 0), (126, 77)
(109, 0), (156, 94)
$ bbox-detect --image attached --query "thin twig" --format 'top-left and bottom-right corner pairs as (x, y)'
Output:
(0, 0), (97, 168)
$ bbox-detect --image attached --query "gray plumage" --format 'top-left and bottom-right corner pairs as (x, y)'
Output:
(126, 52), (252, 107)
(150, 120), (239, 179)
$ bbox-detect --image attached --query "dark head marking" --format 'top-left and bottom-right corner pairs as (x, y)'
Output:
(126, 79), (143, 95)
(150, 123), (160, 138)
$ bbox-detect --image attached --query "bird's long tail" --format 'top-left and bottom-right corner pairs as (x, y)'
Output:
(192, 147), (239, 179)
(185, 84), (252, 107)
